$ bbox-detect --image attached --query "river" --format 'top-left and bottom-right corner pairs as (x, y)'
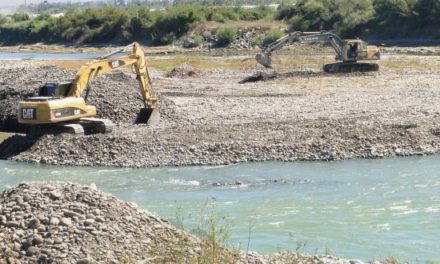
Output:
(0, 51), (103, 60)
(1, 156), (439, 262)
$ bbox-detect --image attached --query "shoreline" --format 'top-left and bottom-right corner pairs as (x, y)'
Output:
(1, 43), (440, 56)
(0, 182), (393, 263)
(3, 112), (440, 168)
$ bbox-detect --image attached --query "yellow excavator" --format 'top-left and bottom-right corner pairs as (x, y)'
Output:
(256, 31), (381, 73)
(17, 42), (158, 135)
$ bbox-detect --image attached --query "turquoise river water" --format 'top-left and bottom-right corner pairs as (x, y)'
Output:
(0, 157), (439, 262)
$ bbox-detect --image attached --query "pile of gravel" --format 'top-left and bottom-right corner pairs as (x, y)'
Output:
(5, 114), (440, 168)
(0, 86), (33, 132)
(0, 182), (199, 263)
(0, 65), (59, 132)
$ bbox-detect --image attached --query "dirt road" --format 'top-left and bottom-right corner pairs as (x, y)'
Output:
(1, 48), (440, 167)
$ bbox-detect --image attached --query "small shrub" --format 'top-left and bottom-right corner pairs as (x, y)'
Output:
(262, 28), (284, 45)
(276, 2), (296, 20)
(216, 27), (236, 47)
(159, 33), (176, 45)
(250, 35), (263, 46)
(193, 35), (204, 47)
(11, 13), (30, 22)
(211, 12), (226, 22)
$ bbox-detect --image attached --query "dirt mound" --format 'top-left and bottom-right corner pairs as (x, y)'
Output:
(239, 71), (278, 83)
(86, 71), (147, 125)
(0, 65), (56, 132)
(0, 87), (33, 132)
(166, 64), (201, 78)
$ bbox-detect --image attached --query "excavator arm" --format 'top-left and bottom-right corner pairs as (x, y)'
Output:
(256, 31), (345, 68)
(67, 42), (157, 110)
(299, 31), (344, 59)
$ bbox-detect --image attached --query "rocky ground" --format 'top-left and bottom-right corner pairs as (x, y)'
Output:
(0, 182), (369, 264)
(1, 47), (440, 167)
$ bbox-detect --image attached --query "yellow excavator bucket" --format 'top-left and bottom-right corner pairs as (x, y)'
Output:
(255, 52), (272, 68)
(134, 107), (160, 125)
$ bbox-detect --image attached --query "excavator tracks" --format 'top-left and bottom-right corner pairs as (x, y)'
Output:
(79, 118), (115, 134)
(323, 62), (379, 73)
(27, 118), (114, 137)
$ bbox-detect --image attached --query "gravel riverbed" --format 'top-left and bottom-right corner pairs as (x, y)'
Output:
(1, 50), (440, 167)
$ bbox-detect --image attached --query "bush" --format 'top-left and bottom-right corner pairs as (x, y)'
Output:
(211, 12), (226, 22)
(150, 5), (204, 45)
(193, 35), (204, 46)
(276, 1), (296, 20)
(277, 0), (374, 36)
(250, 35), (263, 46)
(237, 6), (273, 20)
(262, 28), (284, 44)
(1, 1), (440, 46)
(216, 27), (236, 46)
(206, 7), (240, 22)
(11, 13), (30, 22)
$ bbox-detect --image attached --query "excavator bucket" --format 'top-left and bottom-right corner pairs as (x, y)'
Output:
(255, 53), (272, 68)
(134, 107), (160, 125)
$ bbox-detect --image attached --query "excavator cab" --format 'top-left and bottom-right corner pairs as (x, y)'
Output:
(347, 43), (359, 60)
(38, 82), (72, 98)
(343, 40), (379, 62)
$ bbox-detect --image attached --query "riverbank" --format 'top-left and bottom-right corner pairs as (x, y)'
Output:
(1, 182), (380, 263)
(1, 47), (440, 167)
(2, 42), (440, 56)
(2, 157), (439, 261)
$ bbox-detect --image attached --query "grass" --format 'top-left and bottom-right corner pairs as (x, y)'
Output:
(380, 55), (440, 71)
(44, 54), (256, 72)
(147, 206), (241, 264)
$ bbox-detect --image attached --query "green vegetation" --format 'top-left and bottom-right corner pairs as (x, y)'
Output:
(277, 0), (440, 38)
(0, 4), (275, 46)
(216, 27), (237, 46)
(1, 0), (439, 46)
(262, 28), (284, 44)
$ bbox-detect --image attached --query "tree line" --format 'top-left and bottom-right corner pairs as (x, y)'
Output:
(0, 0), (439, 46)
(277, 0), (440, 39)
(0, 5), (274, 45)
